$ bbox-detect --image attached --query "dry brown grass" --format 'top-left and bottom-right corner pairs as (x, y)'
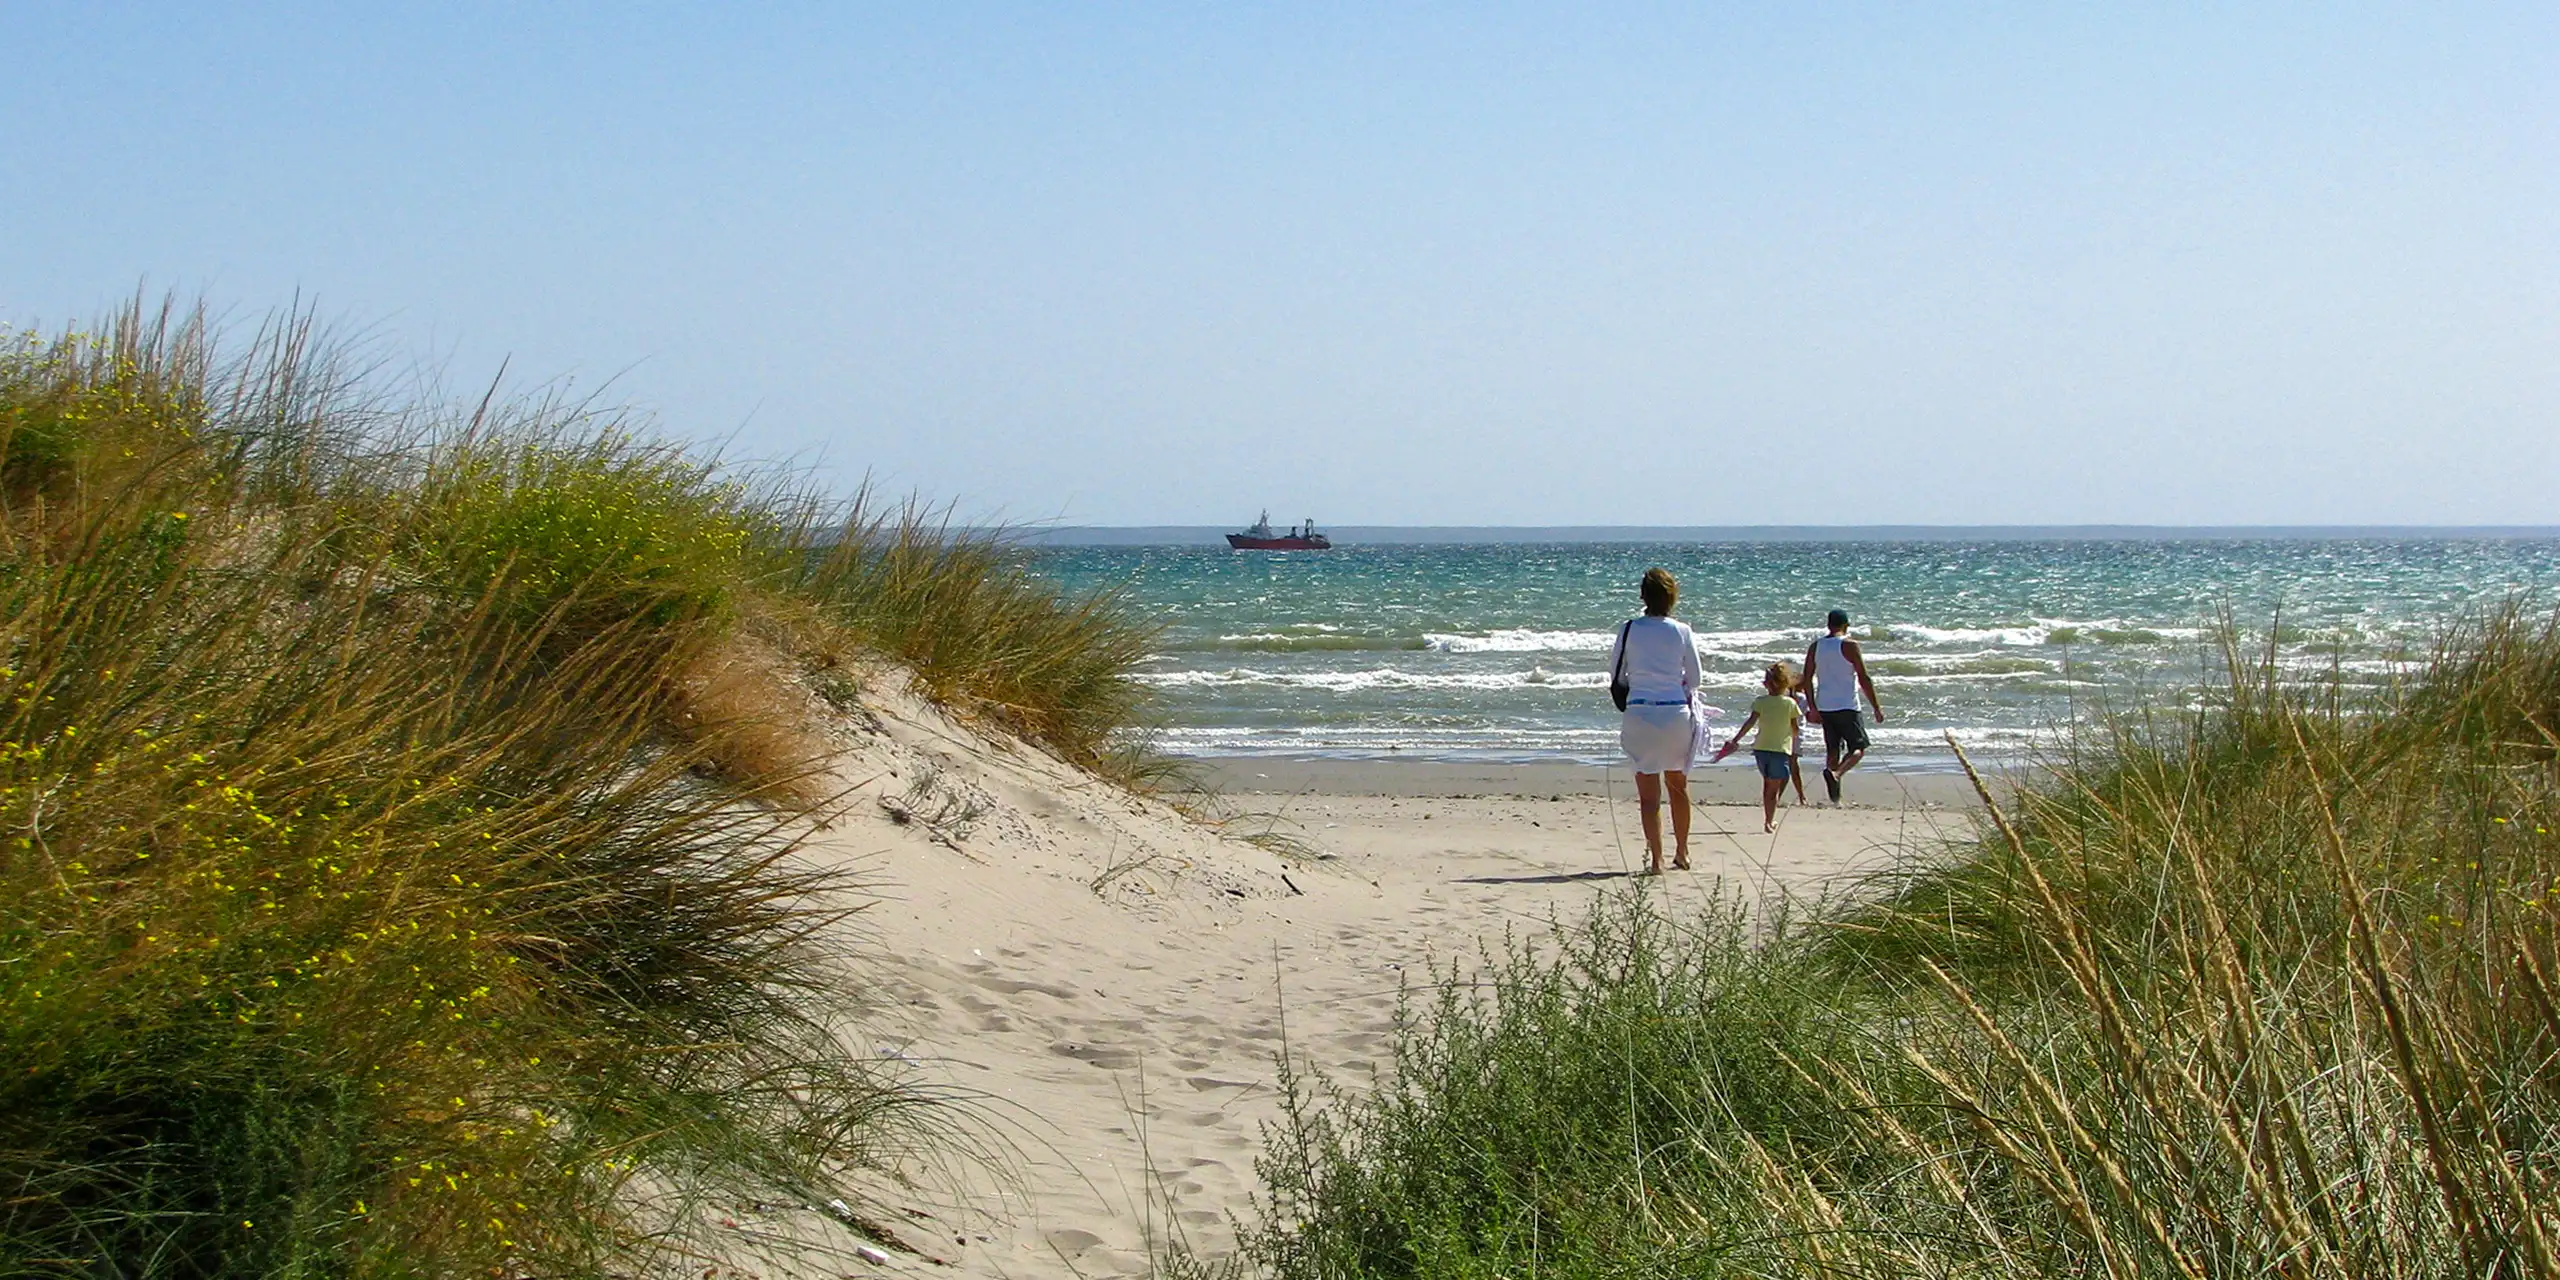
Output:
(666, 628), (846, 813)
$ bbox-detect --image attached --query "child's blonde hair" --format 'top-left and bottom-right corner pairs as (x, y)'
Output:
(1764, 662), (1795, 694)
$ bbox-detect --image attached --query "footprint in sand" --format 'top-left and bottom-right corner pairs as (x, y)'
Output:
(1043, 1227), (1104, 1256)
(973, 975), (1081, 999)
(1050, 1041), (1140, 1070)
(1335, 1030), (1387, 1055)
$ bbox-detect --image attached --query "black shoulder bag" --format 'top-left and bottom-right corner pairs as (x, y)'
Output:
(1609, 619), (1634, 711)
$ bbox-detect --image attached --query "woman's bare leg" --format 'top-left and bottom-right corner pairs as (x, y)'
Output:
(1665, 771), (1691, 868)
(1633, 771), (1664, 872)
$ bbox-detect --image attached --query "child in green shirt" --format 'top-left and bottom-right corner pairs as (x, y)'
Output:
(1715, 663), (1806, 833)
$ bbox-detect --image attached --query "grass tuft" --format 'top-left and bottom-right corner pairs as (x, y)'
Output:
(786, 495), (1160, 773)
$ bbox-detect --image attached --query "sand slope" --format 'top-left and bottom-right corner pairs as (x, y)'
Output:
(739, 672), (1971, 1277)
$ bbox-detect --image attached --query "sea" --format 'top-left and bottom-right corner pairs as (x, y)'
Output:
(1024, 535), (2560, 771)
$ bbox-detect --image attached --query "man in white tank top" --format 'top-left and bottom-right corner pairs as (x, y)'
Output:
(1801, 608), (1885, 803)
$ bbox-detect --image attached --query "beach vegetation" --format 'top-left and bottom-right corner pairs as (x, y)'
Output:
(1227, 608), (2560, 1277)
(0, 298), (1155, 1275)
(785, 495), (1159, 771)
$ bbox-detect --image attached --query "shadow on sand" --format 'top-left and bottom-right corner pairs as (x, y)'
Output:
(1453, 869), (1634, 886)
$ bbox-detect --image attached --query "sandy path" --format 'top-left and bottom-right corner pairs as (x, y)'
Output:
(792, 758), (1977, 1278)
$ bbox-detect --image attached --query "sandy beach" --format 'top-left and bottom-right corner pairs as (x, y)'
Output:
(780, 685), (1984, 1277)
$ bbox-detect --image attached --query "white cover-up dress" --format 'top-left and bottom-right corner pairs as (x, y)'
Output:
(1609, 615), (1703, 774)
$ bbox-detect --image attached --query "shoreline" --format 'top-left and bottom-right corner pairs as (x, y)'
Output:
(1189, 754), (1989, 808)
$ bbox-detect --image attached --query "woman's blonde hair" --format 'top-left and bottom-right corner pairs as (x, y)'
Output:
(1764, 662), (1795, 693)
(1639, 567), (1678, 616)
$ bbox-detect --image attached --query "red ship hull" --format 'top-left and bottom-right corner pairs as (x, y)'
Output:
(1226, 534), (1332, 550)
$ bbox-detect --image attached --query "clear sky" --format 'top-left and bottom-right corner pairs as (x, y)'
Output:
(4, 4), (2554, 526)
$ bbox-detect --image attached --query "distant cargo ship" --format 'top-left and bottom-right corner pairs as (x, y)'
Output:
(1227, 511), (1333, 551)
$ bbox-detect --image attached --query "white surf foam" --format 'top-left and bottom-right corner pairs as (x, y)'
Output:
(1424, 628), (1616, 654)
(1135, 666), (1614, 693)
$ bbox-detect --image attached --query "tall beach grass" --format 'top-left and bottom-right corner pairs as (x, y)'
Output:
(0, 299), (1157, 1275)
(1232, 610), (2560, 1277)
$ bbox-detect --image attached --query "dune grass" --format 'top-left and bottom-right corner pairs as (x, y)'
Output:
(1230, 610), (2560, 1278)
(785, 494), (1160, 773)
(0, 300), (1157, 1275)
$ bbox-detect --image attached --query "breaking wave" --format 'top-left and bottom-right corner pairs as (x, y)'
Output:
(1170, 632), (1431, 653)
(1136, 666), (1614, 693)
(1880, 620), (2211, 648)
(1425, 628), (1615, 654)
(1149, 722), (2050, 765)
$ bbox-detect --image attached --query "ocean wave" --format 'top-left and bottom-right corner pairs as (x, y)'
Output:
(1149, 721), (2049, 764)
(1424, 626), (1832, 656)
(1877, 620), (2211, 648)
(1880, 623), (2058, 648)
(1136, 666), (1617, 693)
(1689, 628), (1805, 650)
(1860, 725), (2052, 752)
(1425, 628), (1616, 653)
(1696, 649), (1800, 667)
(1142, 659), (2099, 696)
(1398, 621), (2225, 657)
(2272, 654), (2425, 678)
(2042, 626), (2168, 646)
(1865, 655), (2056, 678)
(1170, 632), (1430, 653)
(1152, 725), (1622, 764)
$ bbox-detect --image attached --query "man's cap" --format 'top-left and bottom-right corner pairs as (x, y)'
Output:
(1827, 608), (1850, 629)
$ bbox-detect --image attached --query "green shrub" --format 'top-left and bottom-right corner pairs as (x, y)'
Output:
(405, 432), (755, 640)
(0, 307), (209, 507)
(0, 475), (941, 1275)
(1, 302), (1147, 1276)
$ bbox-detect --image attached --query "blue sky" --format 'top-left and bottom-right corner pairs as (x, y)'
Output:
(4, 3), (2554, 526)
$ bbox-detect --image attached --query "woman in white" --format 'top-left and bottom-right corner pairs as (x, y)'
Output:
(1607, 567), (1702, 874)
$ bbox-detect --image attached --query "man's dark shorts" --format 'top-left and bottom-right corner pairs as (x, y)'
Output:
(1820, 708), (1870, 758)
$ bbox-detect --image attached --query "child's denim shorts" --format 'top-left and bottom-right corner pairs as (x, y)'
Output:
(1753, 750), (1792, 781)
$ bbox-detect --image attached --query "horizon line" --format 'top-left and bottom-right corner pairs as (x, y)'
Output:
(1008, 522), (2560, 546)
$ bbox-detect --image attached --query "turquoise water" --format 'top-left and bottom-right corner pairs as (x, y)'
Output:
(1028, 540), (2560, 768)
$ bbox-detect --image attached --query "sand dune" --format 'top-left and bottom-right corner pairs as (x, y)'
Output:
(742, 673), (1976, 1276)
